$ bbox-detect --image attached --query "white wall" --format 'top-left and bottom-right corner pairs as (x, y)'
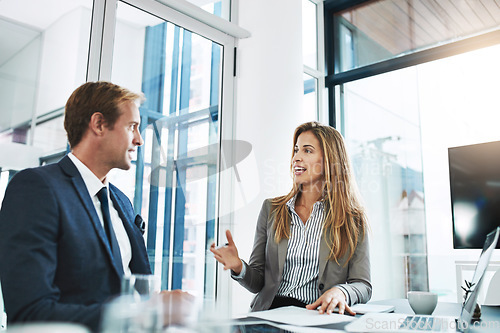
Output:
(229, 0), (311, 315)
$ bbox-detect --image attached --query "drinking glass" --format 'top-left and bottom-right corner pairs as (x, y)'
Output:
(100, 295), (162, 333)
(121, 274), (161, 301)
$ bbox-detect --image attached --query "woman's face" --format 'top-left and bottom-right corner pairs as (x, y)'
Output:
(292, 131), (324, 190)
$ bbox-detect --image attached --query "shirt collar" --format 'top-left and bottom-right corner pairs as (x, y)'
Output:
(286, 194), (325, 211)
(68, 153), (109, 198)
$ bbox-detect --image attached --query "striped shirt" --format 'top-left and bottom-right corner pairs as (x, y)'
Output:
(276, 196), (324, 304)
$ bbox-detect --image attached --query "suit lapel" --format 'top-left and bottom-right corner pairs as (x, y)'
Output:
(319, 234), (329, 280)
(59, 156), (122, 278)
(109, 186), (151, 274)
(278, 237), (288, 277)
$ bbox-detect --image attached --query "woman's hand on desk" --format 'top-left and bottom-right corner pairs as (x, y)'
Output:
(306, 287), (356, 316)
(210, 230), (243, 275)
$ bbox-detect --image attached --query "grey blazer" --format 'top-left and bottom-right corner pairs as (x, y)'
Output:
(234, 199), (372, 311)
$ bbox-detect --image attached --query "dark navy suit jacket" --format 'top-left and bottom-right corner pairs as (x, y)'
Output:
(0, 155), (151, 331)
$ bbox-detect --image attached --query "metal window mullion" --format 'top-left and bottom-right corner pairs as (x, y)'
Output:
(303, 65), (323, 77)
(161, 124), (176, 290)
(171, 29), (192, 290)
(315, 0), (327, 123)
(161, 25), (181, 290)
(87, 0), (105, 81)
(204, 3), (221, 296)
(88, 0), (117, 81)
(214, 33), (237, 307)
(140, 23), (167, 276)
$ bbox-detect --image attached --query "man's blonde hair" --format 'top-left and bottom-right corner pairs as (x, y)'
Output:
(64, 81), (144, 148)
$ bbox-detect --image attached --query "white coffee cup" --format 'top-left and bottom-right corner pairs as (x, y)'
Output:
(407, 291), (438, 315)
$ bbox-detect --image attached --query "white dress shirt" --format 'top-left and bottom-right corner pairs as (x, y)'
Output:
(68, 153), (132, 275)
(233, 196), (324, 304)
(275, 195), (324, 303)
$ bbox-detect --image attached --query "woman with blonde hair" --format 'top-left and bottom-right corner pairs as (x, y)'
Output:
(211, 121), (371, 315)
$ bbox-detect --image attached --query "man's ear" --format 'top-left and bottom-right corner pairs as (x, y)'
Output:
(89, 112), (107, 135)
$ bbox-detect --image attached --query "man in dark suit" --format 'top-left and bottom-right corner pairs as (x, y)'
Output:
(0, 82), (191, 331)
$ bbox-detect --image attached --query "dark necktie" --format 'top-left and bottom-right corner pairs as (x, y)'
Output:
(97, 187), (124, 276)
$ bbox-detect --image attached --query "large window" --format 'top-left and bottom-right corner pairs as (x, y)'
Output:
(326, 0), (500, 302)
(338, 67), (427, 300)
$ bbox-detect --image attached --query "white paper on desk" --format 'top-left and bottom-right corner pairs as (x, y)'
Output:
(350, 303), (395, 314)
(275, 323), (345, 332)
(247, 306), (355, 326)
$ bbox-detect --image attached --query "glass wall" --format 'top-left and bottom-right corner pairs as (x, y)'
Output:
(0, 0), (92, 324)
(0, 0), (92, 189)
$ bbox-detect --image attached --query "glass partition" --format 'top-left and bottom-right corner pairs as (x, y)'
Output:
(0, 0), (92, 191)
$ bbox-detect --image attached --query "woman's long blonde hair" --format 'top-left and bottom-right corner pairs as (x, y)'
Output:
(271, 121), (367, 264)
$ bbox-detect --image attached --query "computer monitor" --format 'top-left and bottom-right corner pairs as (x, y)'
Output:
(448, 141), (500, 249)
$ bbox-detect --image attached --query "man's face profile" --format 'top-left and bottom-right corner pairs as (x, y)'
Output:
(100, 101), (143, 171)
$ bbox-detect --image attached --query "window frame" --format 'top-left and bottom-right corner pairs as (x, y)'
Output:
(303, 0), (327, 123)
(87, 0), (244, 304)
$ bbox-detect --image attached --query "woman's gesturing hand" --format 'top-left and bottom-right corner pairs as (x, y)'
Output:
(210, 230), (243, 274)
(306, 287), (356, 315)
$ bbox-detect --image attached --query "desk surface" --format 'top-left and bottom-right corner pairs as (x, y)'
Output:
(240, 299), (500, 332)
(371, 299), (462, 316)
(371, 299), (500, 332)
